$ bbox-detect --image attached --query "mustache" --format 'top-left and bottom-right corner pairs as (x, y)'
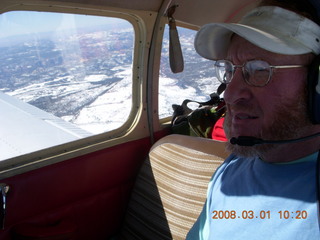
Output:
(226, 102), (260, 115)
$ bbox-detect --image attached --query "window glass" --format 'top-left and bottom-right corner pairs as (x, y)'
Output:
(159, 25), (220, 118)
(0, 11), (134, 160)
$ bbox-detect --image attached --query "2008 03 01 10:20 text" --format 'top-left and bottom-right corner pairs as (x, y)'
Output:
(212, 210), (308, 220)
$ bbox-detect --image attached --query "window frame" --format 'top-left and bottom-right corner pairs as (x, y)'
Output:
(0, 5), (156, 178)
(157, 23), (220, 121)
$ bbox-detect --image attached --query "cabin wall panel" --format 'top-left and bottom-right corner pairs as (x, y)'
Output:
(0, 137), (153, 239)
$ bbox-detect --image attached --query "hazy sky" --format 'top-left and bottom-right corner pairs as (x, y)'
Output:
(0, 11), (130, 39)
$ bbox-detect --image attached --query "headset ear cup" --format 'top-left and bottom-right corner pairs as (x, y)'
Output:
(308, 54), (320, 124)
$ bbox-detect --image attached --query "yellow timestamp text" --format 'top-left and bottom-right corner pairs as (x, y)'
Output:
(212, 210), (308, 220)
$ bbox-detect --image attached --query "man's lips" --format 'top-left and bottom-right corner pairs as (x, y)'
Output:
(234, 113), (258, 120)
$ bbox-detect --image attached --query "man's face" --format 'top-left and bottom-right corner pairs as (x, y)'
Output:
(223, 35), (313, 159)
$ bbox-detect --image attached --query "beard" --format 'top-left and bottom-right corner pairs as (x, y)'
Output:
(223, 92), (312, 159)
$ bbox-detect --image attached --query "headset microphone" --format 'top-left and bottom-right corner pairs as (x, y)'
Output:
(230, 132), (320, 146)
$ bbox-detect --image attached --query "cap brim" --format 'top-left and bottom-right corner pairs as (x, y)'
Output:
(195, 6), (320, 60)
(195, 22), (313, 60)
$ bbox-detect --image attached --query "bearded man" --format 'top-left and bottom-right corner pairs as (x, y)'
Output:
(187, 0), (320, 239)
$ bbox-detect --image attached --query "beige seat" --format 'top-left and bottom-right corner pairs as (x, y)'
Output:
(119, 134), (228, 240)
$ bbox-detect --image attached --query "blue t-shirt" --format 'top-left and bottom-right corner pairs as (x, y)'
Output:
(187, 153), (320, 240)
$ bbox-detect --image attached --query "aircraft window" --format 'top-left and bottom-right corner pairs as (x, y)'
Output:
(0, 11), (134, 160)
(159, 26), (219, 118)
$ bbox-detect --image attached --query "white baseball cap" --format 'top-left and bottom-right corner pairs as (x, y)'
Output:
(195, 6), (320, 60)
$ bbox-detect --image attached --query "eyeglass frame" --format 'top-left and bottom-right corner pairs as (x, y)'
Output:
(214, 59), (306, 87)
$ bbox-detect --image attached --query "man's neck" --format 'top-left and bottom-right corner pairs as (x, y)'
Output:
(260, 139), (320, 163)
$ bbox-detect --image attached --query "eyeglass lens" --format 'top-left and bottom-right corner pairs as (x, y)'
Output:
(215, 60), (272, 87)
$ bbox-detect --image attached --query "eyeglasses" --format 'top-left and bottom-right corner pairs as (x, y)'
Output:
(214, 60), (305, 87)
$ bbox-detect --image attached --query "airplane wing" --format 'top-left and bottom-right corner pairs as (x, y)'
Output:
(0, 91), (92, 161)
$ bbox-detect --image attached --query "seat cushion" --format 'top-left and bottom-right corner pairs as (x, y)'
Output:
(119, 135), (228, 240)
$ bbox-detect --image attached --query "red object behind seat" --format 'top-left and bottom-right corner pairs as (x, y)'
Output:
(211, 118), (227, 141)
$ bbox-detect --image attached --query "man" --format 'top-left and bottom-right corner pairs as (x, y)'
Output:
(187, 0), (320, 239)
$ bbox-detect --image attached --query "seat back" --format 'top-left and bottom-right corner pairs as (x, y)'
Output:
(119, 134), (228, 240)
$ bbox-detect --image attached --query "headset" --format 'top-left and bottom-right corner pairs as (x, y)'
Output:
(308, 53), (320, 124)
(305, 0), (320, 124)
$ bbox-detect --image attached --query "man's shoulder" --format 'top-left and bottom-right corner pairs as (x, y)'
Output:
(223, 154), (256, 169)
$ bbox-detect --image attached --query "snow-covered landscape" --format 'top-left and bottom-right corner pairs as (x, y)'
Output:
(0, 22), (219, 136)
